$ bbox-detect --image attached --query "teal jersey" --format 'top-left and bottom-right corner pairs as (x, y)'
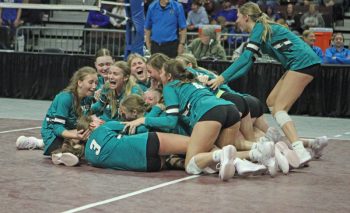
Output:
(186, 67), (242, 97)
(96, 75), (105, 90)
(221, 23), (321, 82)
(41, 91), (94, 155)
(96, 85), (143, 122)
(144, 105), (189, 135)
(136, 79), (151, 92)
(145, 80), (232, 129)
(84, 122), (150, 171)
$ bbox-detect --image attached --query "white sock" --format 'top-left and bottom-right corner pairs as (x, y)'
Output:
(186, 157), (202, 175)
(212, 150), (222, 162)
(292, 140), (304, 150)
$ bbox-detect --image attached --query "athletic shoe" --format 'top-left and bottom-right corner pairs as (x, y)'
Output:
(250, 141), (277, 177)
(275, 146), (289, 174)
(203, 166), (218, 174)
(51, 152), (79, 167)
(218, 145), (236, 181)
(234, 158), (267, 177)
(16, 136), (44, 150)
(309, 136), (328, 159)
(265, 127), (283, 143)
(275, 141), (300, 169)
(292, 141), (312, 167)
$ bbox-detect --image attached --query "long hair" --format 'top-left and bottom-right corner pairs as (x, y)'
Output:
(147, 53), (170, 72)
(239, 2), (275, 42)
(163, 59), (195, 84)
(176, 53), (219, 77)
(63, 66), (97, 117)
(120, 94), (148, 116)
(108, 61), (139, 117)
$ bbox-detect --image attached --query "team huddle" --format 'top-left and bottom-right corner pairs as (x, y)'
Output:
(16, 2), (328, 181)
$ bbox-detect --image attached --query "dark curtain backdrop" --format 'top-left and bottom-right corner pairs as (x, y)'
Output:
(1, 52), (349, 117)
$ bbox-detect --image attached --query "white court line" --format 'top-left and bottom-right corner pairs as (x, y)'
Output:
(63, 175), (200, 213)
(0, 126), (41, 134)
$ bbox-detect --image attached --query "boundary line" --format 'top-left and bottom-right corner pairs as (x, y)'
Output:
(63, 175), (200, 213)
(0, 127), (41, 134)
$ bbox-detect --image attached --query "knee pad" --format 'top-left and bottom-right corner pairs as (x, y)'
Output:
(185, 157), (202, 175)
(274, 111), (292, 127)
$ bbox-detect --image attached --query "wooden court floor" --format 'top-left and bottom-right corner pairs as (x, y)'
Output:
(1, 118), (350, 213)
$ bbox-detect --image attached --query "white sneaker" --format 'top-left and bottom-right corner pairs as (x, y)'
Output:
(275, 146), (289, 174)
(234, 158), (267, 177)
(265, 127), (283, 143)
(218, 145), (236, 181)
(250, 141), (277, 177)
(16, 136), (44, 150)
(292, 141), (312, 167)
(309, 136), (328, 159)
(52, 152), (79, 167)
(275, 141), (300, 169)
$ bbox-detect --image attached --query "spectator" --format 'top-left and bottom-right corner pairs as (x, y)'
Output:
(227, 25), (248, 50)
(282, 3), (301, 34)
(323, 0), (345, 25)
(212, 0), (238, 27)
(203, 0), (219, 22)
(85, 0), (110, 28)
(302, 30), (323, 60)
(296, 0), (322, 6)
(265, 3), (281, 21)
(187, 0), (209, 32)
(0, 0), (23, 45)
(300, 3), (325, 30)
(256, 0), (280, 8)
(216, 16), (229, 44)
(145, 0), (187, 58)
(178, 0), (193, 16)
(324, 32), (350, 64)
(186, 25), (227, 60)
(110, 0), (127, 29)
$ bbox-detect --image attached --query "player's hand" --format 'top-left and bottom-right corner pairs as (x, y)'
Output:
(122, 117), (145, 134)
(76, 129), (91, 141)
(208, 75), (225, 90)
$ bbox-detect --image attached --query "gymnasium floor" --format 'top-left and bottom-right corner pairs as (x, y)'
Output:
(1, 98), (350, 213)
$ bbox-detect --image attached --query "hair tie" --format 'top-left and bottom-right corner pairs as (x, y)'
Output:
(259, 12), (263, 17)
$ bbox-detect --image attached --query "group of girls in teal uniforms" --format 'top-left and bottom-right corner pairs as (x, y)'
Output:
(38, 2), (328, 180)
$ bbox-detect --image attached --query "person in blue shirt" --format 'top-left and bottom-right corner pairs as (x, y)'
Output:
(127, 53), (151, 92)
(324, 32), (350, 64)
(208, 2), (325, 168)
(0, 0), (23, 44)
(91, 61), (143, 122)
(212, 0), (238, 27)
(41, 66), (98, 165)
(302, 30), (323, 61)
(145, 0), (187, 58)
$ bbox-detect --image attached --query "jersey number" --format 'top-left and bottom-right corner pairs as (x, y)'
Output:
(90, 139), (101, 155)
(192, 82), (205, 89)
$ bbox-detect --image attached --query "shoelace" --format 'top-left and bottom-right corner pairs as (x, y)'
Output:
(19, 141), (36, 149)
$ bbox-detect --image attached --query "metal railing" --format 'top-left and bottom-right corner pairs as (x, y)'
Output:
(14, 25), (251, 60)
